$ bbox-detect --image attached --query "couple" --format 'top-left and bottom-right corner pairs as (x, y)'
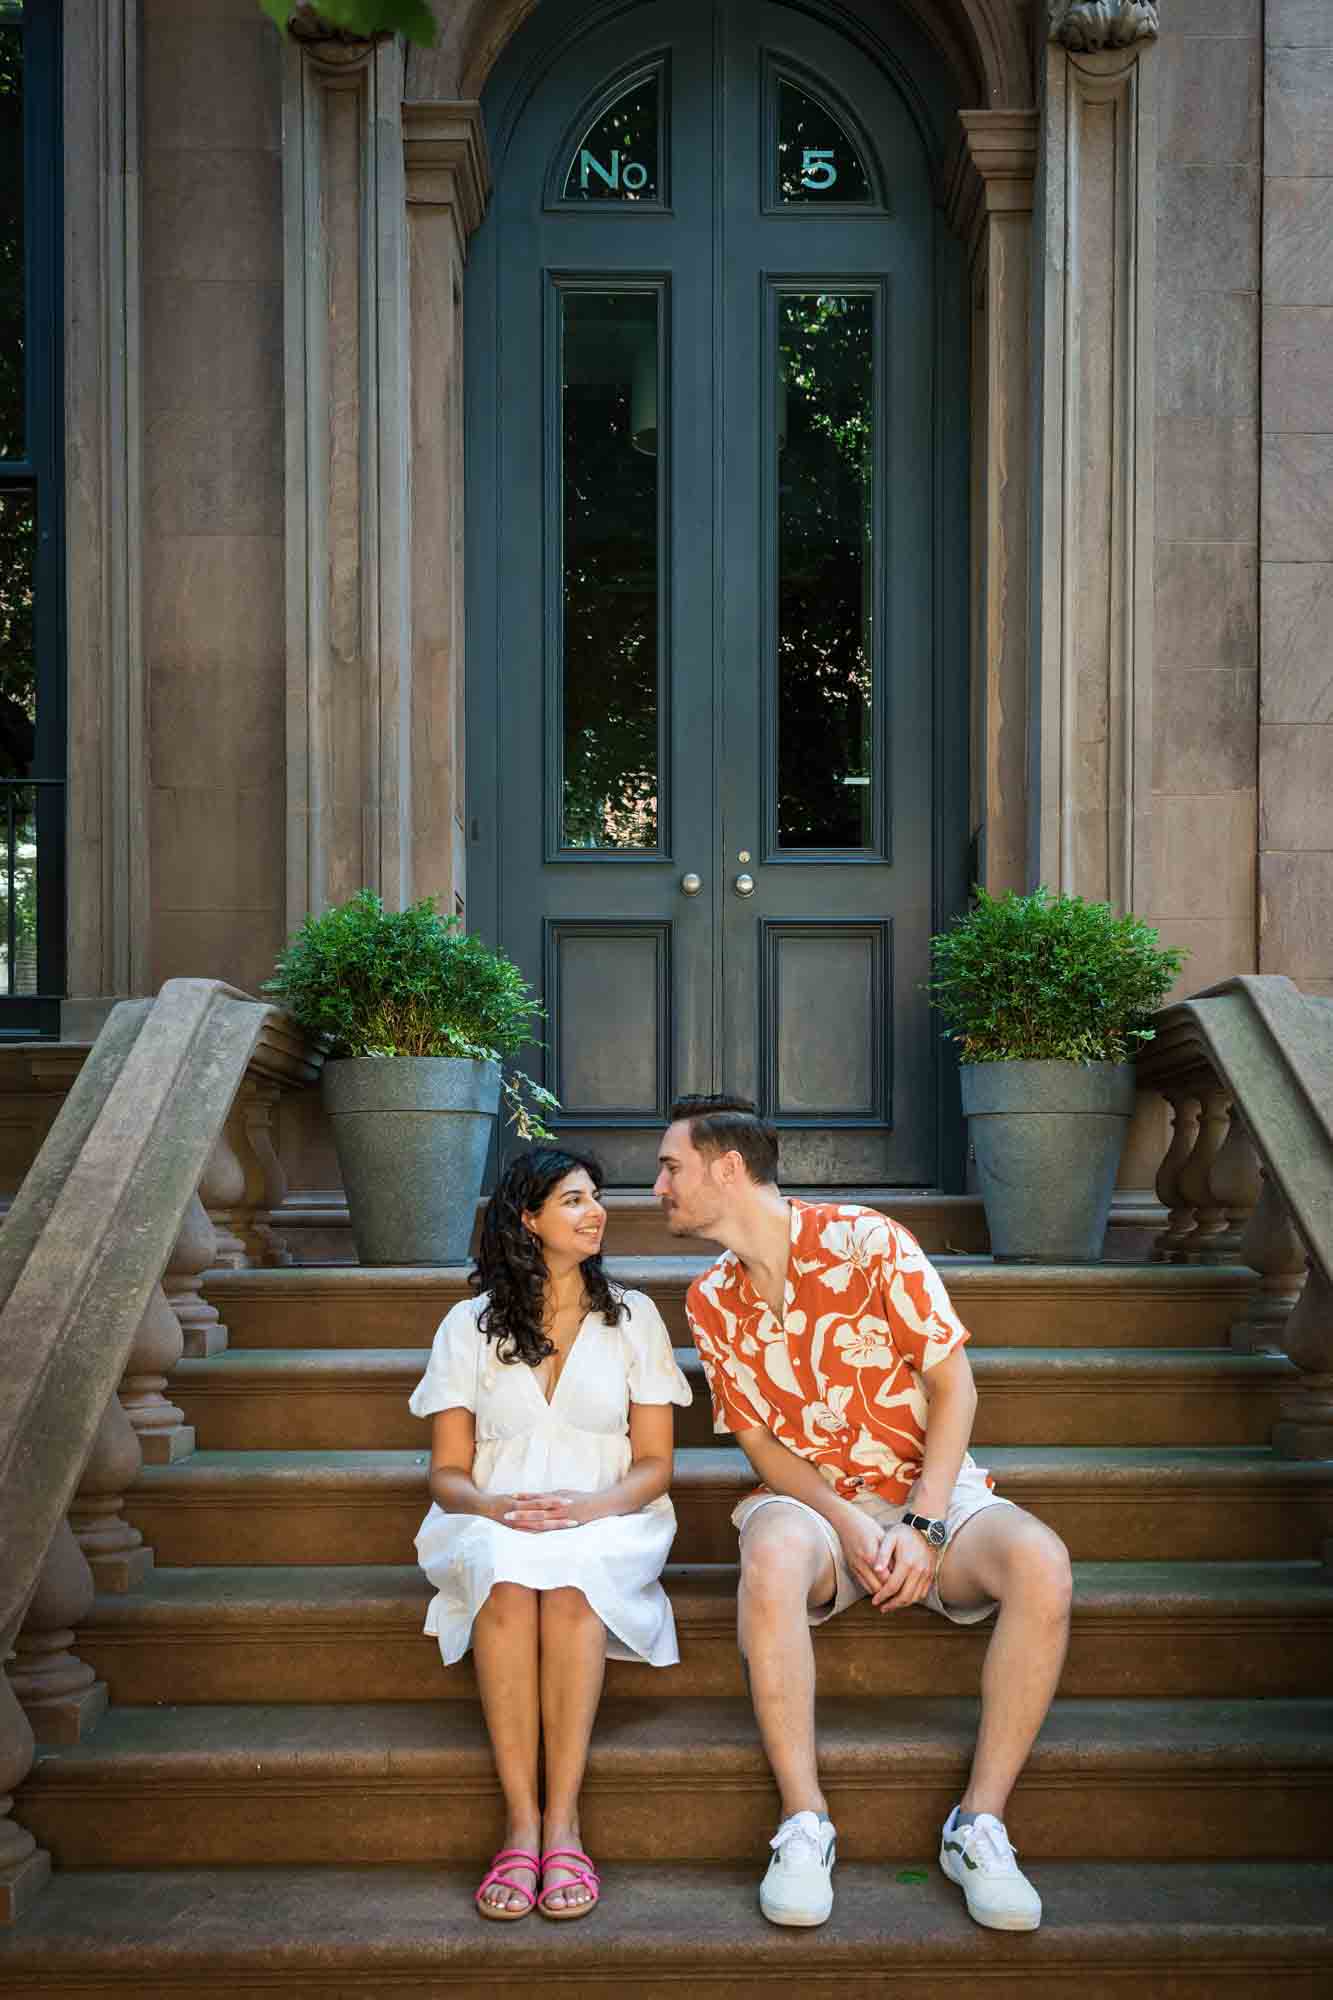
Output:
(410, 1095), (1073, 1929)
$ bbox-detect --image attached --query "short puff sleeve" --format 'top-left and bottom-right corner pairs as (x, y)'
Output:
(620, 1291), (692, 1407)
(408, 1299), (483, 1417)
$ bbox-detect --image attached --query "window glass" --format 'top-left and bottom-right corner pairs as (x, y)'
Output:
(776, 292), (876, 848)
(562, 70), (661, 203)
(0, 487), (36, 993)
(777, 78), (871, 204)
(560, 289), (661, 849)
(0, 19), (25, 459)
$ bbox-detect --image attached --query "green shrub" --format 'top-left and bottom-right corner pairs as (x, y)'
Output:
(927, 887), (1186, 1065)
(264, 891), (558, 1138)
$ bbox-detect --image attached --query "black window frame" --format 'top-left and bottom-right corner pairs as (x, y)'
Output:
(0, 0), (64, 1038)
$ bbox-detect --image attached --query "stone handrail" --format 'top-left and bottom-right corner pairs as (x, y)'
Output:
(0, 981), (320, 1915)
(1135, 974), (1333, 1459)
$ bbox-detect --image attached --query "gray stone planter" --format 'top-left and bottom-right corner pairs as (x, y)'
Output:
(960, 1060), (1138, 1263)
(322, 1056), (501, 1266)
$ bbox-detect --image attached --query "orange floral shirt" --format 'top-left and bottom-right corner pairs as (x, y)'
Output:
(686, 1200), (973, 1504)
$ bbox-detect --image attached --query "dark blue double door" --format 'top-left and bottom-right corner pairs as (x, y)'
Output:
(468, 0), (967, 1184)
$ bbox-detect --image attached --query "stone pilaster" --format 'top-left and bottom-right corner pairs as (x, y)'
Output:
(283, 33), (412, 927)
(402, 102), (491, 922)
(63, 0), (150, 1014)
(1033, 19), (1158, 911)
(945, 111), (1038, 895)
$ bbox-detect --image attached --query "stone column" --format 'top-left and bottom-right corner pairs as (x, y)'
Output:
(944, 110), (1038, 895)
(163, 1193), (227, 1359)
(283, 31), (412, 926)
(7, 1521), (107, 1746)
(0, 1673), (48, 1921)
(402, 102), (491, 922)
(119, 1283), (194, 1466)
(1034, 1), (1159, 909)
(67, 1389), (151, 1594)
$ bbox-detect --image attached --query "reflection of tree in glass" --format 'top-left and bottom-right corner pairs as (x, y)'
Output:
(561, 306), (659, 849)
(563, 76), (658, 203)
(0, 493), (36, 781)
(0, 24), (23, 461)
(777, 81), (871, 203)
(777, 293), (874, 848)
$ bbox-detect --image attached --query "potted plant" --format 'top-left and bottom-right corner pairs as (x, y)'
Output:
(927, 888), (1186, 1262)
(265, 891), (557, 1266)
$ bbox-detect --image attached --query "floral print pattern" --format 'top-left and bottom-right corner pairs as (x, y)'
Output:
(686, 1200), (972, 1503)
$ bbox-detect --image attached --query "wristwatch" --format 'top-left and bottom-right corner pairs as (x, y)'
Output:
(901, 1510), (949, 1550)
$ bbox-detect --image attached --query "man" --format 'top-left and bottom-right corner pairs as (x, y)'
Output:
(654, 1095), (1072, 1933)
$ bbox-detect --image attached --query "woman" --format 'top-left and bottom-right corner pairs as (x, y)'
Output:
(410, 1146), (691, 1923)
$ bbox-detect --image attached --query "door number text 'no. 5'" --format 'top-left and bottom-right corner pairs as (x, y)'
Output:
(576, 146), (840, 193)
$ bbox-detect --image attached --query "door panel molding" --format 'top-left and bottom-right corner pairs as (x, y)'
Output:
(758, 916), (893, 1127)
(543, 917), (675, 1123)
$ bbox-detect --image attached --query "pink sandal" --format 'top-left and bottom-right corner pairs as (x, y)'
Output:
(537, 1846), (601, 1921)
(475, 1847), (540, 1921)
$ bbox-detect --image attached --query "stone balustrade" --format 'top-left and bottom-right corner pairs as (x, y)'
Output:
(1136, 977), (1333, 1458)
(0, 983), (322, 1920)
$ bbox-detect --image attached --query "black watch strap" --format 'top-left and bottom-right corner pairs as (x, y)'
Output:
(902, 1510), (949, 1549)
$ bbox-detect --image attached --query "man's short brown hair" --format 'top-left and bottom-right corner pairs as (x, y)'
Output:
(669, 1094), (779, 1184)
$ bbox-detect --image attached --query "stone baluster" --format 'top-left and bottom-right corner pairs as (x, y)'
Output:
(1174, 1083), (1232, 1262)
(6, 1521), (107, 1745)
(118, 1283), (195, 1465)
(236, 1083), (294, 1266)
(164, 1193), (228, 1359)
(67, 1389), (152, 1593)
(1231, 1168), (1308, 1353)
(1151, 1087), (1201, 1260)
(1273, 1259), (1333, 1459)
(0, 1672), (48, 1921)
(1199, 1108), (1263, 1263)
(200, 1124), (250, 1269)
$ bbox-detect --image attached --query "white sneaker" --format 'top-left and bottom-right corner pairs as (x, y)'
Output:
(759, 1809), (837, 1927)
(939, 1807), (1042, 1931)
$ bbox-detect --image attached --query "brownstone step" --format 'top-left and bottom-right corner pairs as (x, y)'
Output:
(260, 1189), (1167, 1267)
(172, 1344), (1294, 1451)
(16, 1698), (1333, 1868)
(77, 1561), (1333, 1706)
(2, 1860), (1330, 2000)
(121, 1446), (1333, 1567)
(204, 1260), (1255, 1352)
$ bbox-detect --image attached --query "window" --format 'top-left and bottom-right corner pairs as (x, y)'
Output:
(773, 73), (876, 208)
(0, 0), (62, 1034)
(554, 61), (667, 208)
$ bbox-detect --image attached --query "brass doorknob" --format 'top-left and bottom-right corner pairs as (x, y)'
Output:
(680, 872), (703, 896)
(734, 872), (756, 896)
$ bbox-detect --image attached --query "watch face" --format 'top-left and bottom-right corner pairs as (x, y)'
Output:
(926, 1519), (948, 1548)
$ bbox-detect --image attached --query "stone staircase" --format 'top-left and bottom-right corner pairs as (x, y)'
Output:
(3, 1199), (1333, 1997)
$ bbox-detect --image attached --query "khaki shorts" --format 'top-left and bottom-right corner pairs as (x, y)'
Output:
(732, 1454), (1013, 1627)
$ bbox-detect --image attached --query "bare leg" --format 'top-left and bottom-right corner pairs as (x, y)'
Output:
(934, 1506), (1073, 1819)
(538, 1585), (608, 1911)
(472, 1581), (541, 1912)
(736, 1506), (839, 1820)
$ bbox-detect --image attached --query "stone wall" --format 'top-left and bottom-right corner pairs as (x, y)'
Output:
(141, 0), (286, 997)
(1148, 0), (1261, 1000)
(1258, 0), (1333, 998)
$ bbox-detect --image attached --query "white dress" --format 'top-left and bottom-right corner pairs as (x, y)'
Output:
(409, 1289), (692, 1668)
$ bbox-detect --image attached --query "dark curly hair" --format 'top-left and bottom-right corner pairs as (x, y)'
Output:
(472, 1147), (626, 1367)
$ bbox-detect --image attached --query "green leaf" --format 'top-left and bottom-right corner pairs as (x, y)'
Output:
(270, 0), (437, 43)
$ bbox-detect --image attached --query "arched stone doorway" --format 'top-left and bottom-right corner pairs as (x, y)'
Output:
(463, 0), (993, 1185)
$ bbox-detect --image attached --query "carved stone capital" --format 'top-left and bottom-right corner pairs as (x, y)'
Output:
(1049, 1), (1158, 51)
(403, 100), (492, 242)
(944, 109), (1038, 258)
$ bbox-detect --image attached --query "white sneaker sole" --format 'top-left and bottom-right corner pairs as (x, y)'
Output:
(940, 1854), (1041, 1931)
(759, 1890), (833, 1928)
